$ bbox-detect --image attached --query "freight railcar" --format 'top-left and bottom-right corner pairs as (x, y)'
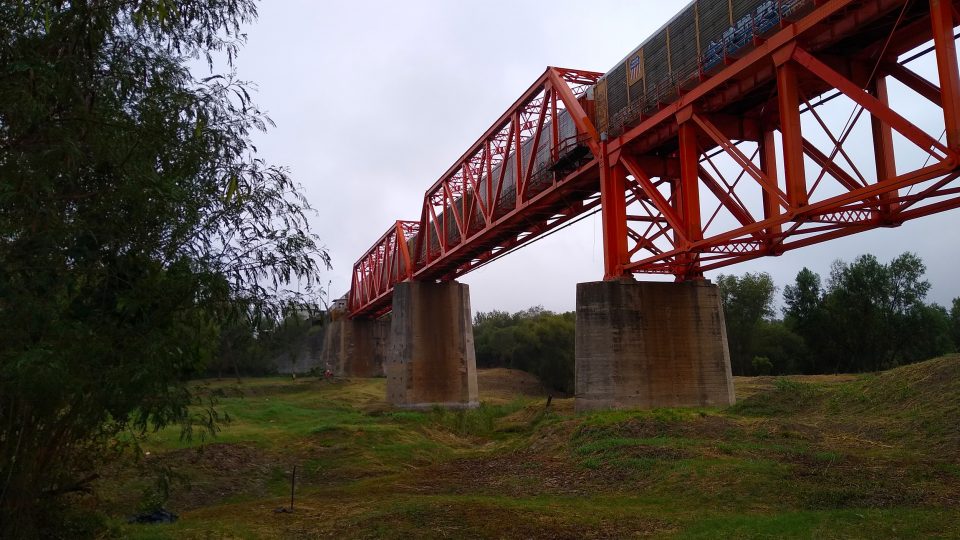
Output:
(596, 0), (813, 136)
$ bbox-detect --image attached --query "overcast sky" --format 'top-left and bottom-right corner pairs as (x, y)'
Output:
(229, 1), (960, 314)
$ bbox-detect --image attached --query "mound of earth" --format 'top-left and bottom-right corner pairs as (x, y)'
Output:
(477, 368), (559, 401)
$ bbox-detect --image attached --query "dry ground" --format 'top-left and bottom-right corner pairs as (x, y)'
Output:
(97, 356), (960, 539)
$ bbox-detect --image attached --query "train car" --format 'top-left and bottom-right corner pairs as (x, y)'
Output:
(595, 0), (814, 137)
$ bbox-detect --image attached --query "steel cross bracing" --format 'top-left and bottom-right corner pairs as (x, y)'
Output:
(602, 0), (960, 280)
(349, 0), (960, 319)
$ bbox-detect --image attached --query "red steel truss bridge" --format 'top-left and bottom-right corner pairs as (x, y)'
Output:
(349, 0), (960, 319)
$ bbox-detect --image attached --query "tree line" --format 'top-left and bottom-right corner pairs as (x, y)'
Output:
(719, 252), (959, 375)
(474, 252), (960, 392)
(474, 307), (576, 394)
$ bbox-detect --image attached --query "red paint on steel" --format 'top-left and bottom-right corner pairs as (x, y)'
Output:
(349, 0), (960, 319)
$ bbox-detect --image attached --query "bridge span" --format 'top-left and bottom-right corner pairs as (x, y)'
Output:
(326, 0), (960, 411)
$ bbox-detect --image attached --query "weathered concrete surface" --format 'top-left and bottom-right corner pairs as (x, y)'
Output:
(386, 281), (479, 409)
(575, 279), (735, 412)
(274, 326), (326, 375)
(319, 316), (389, 377)
(317, 317), (342, 373)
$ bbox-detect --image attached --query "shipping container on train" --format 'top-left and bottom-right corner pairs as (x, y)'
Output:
(596, 0), (813, 137)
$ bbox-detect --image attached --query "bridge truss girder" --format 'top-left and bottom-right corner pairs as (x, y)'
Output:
(349, 68), (604, 318)
(601, 0), (960, 281)
(349, 0), (960, 319)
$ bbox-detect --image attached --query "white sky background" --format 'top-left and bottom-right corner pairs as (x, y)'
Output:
(229, 1), (960, 314)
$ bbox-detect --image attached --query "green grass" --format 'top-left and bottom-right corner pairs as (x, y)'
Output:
(676, 509), (960, 539)
(729, 378), (822, 416)
(101, 357), (960, 539)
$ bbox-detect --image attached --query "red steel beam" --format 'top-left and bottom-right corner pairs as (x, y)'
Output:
(348, 220), (419, 316)
(614, 0), (960, 277)
(931, 0), (960, 147)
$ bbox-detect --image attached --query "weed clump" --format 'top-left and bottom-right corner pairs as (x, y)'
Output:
(730, 378), (821, 416)
(428, 400), (528, 437)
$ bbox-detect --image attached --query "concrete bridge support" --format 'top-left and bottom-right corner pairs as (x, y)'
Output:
(575, 278), (735, 412)
(319, 317), (389, 377)
(386, 280), (479, 409)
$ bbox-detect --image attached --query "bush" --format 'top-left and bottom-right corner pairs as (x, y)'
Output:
(752, 356), (773, 375)
(474, 307), (575, 393)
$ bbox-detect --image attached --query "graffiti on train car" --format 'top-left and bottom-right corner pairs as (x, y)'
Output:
(704, 0), (807, 72)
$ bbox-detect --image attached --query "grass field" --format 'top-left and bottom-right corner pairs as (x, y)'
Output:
(99, 357), (960, 539)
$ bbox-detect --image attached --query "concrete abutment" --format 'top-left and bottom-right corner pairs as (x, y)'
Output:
(386, 280), (479, 409)
(575, 279), (735, 412)
(319, 316), (389, 377)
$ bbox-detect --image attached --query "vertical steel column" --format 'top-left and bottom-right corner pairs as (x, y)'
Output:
(439, 201), (447, 257)
(678, 119), (703, 278)
(775, 52), (808, 208)
(669, 176), (682, 249)
(758, 128), (783, 244)
(678, 122), (702, 244)
(870, 76), (900, 219)
(485, 142), (493, 219)
(514, 110), (523, 208)
(931, 0), (960, 149)
(550, 88), (560, 162)
(600, 142), (628, 279)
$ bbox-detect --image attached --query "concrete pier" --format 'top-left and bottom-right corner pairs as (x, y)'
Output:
(575, 279), (735, 412)
(386, 280), (479, 409)
(319, 316), (389, 377)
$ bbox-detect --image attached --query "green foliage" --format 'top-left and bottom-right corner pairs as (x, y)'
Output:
(823, 254), (909, 371)
(212, 310), (323, 377)
(427, 400), (528, 438)
(473, 307), (575, 393)
(717, 272), (777, 374)
(753, 320), (807, 374)
(723, 253), (955, 377)
(676, 509), (958, 539)
(752, 356), (773, 375)
(909, 303), (955, 364)
(783, 267), (823, 321)
(782, 267), (826, 372)
(792, 253), (952, 373)
(0, 1), (329, 535)
(729, 378), (820, 417)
